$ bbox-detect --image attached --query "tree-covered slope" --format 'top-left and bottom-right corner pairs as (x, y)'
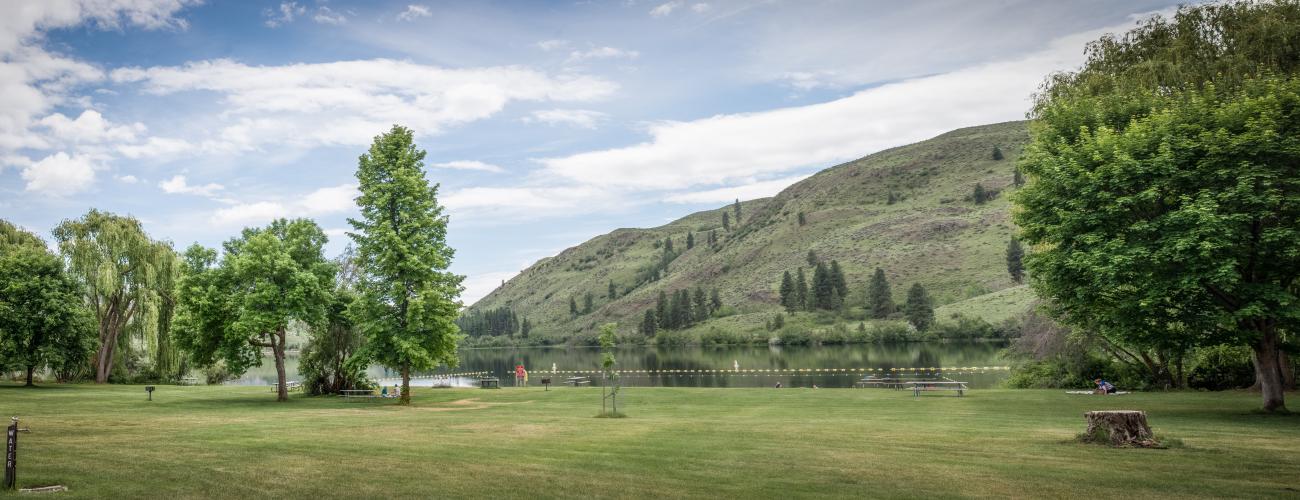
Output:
(466, 121), (1031, 339)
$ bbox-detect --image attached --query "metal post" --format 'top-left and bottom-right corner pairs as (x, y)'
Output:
(5, 417), (18, 491)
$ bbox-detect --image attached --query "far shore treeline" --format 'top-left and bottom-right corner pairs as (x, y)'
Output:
(2, 1), (1299, 411)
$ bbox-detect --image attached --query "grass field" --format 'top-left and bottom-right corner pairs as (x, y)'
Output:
(2, 384), (1298, 499)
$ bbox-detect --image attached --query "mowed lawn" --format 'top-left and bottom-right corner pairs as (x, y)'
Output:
(1, 384), (1298, 499)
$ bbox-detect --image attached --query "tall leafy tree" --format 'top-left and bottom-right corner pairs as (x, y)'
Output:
(1006, 238), (1025, 283)
(1015, 1), (1300, 411)
(53, 209), (173, 384)
(903, 283), (935, 331)
(349, 125), (464, 405)
(0, 221), (94, 386)
(175, 219), (334, 402)
(866, 268), (894, 319)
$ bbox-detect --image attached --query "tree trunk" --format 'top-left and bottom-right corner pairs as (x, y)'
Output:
(1282, 352), (1296, 391)
(399, 364), (411, 405)
(1252, 330), (1287, 412)
(94, 325), (116, 384)
(25, 365), (35, 387)
(1083, 411), (1156, 447)
(273, 329), (289, 402)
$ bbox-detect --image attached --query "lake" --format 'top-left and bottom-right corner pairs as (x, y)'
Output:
(231, 342), (1012, 389)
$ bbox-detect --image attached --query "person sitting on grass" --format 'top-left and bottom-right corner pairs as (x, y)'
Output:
(381, 385), (389, 398)
(1094, 378), (1117, 395)
(392, 385), (401, 398)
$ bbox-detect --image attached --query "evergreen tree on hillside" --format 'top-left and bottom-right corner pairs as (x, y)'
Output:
(710, 288), (721, 312)
(583, 292), (594, 314)
(569, 296), (579, 317)
(795, 267), (809, 311)
(829, 260), (847, 298)
(866, 268), (894, 319)
(693, 287), (708, 322)
(779, 270), (796, 312)
(887, 191), (899, 205)
(811, 262), (832, 310)
(797, 212), (806, 226)
(1013, 167), (1025, 188)
(773, 312), (785, 329)
(521, 317), (531, 338)
(806, 249), (818, 267)
(655, 291), (668, 328)
(973, 183), (988, 204)
(664, 236), (674, 253)
(903, 283), (935, 331)
(708, 230), (717, 247)
(641, 309), (657, 337)
(1006, 237), (1025, 283)
(686, 232), (694, 249)
(608, 280), (617, 299)
(829, 287), (843, 311)
(733, 198), (742, 223)
(722, 212), (731, 231)
(992, 145), (1004, 161)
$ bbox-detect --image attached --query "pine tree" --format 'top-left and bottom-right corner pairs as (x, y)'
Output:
(779, 270), (796, 312)
(710, 288), (722, 312)
(708, 230), (717, 247)
(973, 183), (988, 204)
(608, 280), (617, 299)
(806, 249), (818, 267)
(664, 236), (674, 253)
(733, 198), (742, 223)
(693, 287), (708, 322)
(1006, 237), (1025, 283)
(797, 211), (806, 226)
(583, 292), (594, 314)
(992, 145), (1004, 161)
(641, 309), (657, 337)
(722, 211), (730, 231)
(686, 232), (694, 249)
(856, 321), (867, 337)
(903, 283), (935, 331)
(866, 267), (894, 319)
(829, 287), (843, 311)
(521, 317), (531, 338)
(811, 262), (832, 310)
(887, 191), (898, 205)
(829, 260), (848, 299)
(773, 312), (785, 329)
(655, 291), (668, 328)
(570, 296), (579, 317)
(1013, 167), (1025, 187)
(795, 267), (809, 311)
(347, 125), (462, 405)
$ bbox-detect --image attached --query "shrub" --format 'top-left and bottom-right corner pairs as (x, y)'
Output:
(1188, 344), (1255, 390)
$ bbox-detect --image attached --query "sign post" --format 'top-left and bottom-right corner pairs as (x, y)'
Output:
(4, 417), (18, 491)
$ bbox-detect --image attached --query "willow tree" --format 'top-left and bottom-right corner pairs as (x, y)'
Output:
(175, 219), (334, 402)
(1016, 0), (1300, 411)
(349, 125), (463, 405)
(53, 210), (173, 384)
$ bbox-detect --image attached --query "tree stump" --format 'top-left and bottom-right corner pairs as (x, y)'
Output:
(1083, 410), (1156, 447)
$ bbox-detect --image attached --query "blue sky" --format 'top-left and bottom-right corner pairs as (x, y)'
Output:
(0, 0), (1181, 305)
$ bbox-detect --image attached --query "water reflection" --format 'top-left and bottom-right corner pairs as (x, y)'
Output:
(230, 342), (1010, 389)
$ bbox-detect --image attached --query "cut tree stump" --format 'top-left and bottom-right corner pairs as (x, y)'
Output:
(1083, 410), (1157, 447)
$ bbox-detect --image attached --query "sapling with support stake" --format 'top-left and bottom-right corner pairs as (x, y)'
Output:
(598, 323), (623, 417)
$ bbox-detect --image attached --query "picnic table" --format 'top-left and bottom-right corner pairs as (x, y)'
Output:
(271, 381), (302, 393)
(908, 380), (968, 397)
(566, 376), (591, 386)
(856, 377), (908, 389)
(179, 376), (199, 386)
(479, 377), (500, 389)
(340, 389), (378, 400)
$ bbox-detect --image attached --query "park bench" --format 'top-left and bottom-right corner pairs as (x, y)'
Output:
(340, 389), (379, 400)
(856, 377), (907, 389)
(479, 377), (500, 389)
(566, 376), (590, 387)
(271, 381), (302, 393)
(908, 381), (968, 397)
(179, 376), (199, 386)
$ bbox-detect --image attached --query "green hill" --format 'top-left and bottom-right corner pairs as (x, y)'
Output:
(465, 121), (1033, 341)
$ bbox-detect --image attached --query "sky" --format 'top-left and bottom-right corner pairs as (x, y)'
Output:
(0, 0), (1183, 305)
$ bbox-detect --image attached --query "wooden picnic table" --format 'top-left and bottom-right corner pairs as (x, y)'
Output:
(339, 389), (379, 400)
(271, 381), (302, 393)
(566, 376), (590, 386)
(908, 381), (968, 397)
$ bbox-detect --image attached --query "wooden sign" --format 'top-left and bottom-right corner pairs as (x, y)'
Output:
(4, 418), (16, 490)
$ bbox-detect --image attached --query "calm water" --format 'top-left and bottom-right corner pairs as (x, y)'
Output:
(231, 342), (1011, 389)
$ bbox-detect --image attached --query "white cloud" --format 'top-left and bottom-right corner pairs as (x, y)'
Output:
(116, 136), (194, 159)
(664, 175), (811, 204)
(313, 6), (347, 25)
(539, 25), (1110, 191)
(397, 4), (431, 22)
(110, 59), (617, 153)
(117, 174), (140, 184)
(442, 185), (620, 221)
(263, 2), (305, 28)
(649, 1), (684, 17)
(566, 46), (639, 63)
(159, 175), (224, 197)
(461, 270), (520, 307)
(21, 152), (96, 196)
(523, 109), (607, 129)
(38, 109), (145, 144)
(430, 160), (505, 173)
(690, 3), (710, 13)
(210, 184), (358, 227)
(536, 39), (569, 51)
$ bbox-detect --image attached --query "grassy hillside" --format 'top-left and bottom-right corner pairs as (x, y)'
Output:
(468, 121), (1033, 339)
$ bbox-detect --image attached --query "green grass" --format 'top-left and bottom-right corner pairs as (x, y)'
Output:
(3, 383), (1298, 498)
(935, 284), (1036, 324)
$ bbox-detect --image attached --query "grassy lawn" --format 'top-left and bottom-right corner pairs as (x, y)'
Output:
(1, 384), (1298, 499)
